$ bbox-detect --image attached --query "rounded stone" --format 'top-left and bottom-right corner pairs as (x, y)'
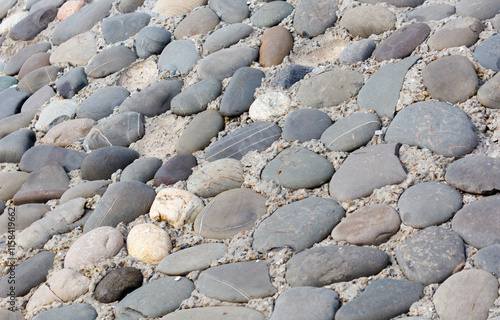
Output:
(49, 32), (97, 67)
(427, 17), (483, 50)
(474, 34), (500, 72)
(445, 155), (500, 194)
(154, 153), (197, 187)
(283, 108), (332, 143)
(175, 110), (224, 154)
(18, 52), (51, 80)
(77, 87), (130, 121)
(198, 47), (258, 80)
(187, 158), (244, 198)
(5, 42), (51, 76)
(41, 119), (97, 147)
(174, 7), (219, 39)
(271, 64), (313, 89)
(456, 0), (500, 20)
(219, 67), (264, 117)
(57, 0), (85, 21)
(170, 78), (222, 116)
(250, 1), (294, 28)
(340, 5), (396, 38)
(55, 66), (88, 99)
(475, 244), (500, 276)
(18, 66), (60, 94)
(293, 0), (338, 38)
(202, 23), (254, 55)
(338, 39), (377, 64)
(120, 157), (162, 183)
(32, 304), (97, 320)
(94, 267), (143, 303)
(158, 243), (227, 275)
(259, 26), (293, 68)
(81, 146), (139, 181)
(162, 307), (265, 320)
(478, 72), (500, 109)
(158, 40), (200, 76)
(0, 171), (29, 201)
(85, 46), (137, 79)
(135, 27), (171, 59)
(270, 287), (339, 320)
(127, 223), (172, 264)
(102, 12), (151, 44)
(149, 188), (204, 227)
(35, 99), (78, 133)
(208, 0), (249, 23)
(0, 129), (36, 163)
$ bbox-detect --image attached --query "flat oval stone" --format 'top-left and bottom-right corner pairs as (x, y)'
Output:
(271, 64), (312, 89)
(202, 23), (254, 55)
(187, 158), (244, 198)
(158, 40), (200, 76)
(153, 153), (197, 186)
(452, 195), (500, 248)
(283, 108), (332, 142)
(259, 26), (293, 67)
(171, 78), (222, 116)
(21, 85), (55, 114)
(4, 42), (51, 76)
(433, 269), (498, 320)
(329, 143), (407, 201)
(198, 47), (258, 80)
(60, 180), (110, 203)
(208, 0), (249, 23)
(0, 129), (36, 163)
(162, 307), (265, 320)
(335, 279), (424, 320)
(118, 0), (144, 13)
(9, 6), (57, 41)
(118, 79), (183, 117)
(293, 0), (338, 38)
(176, 110), (224, 154)
(445, 156), (500, 194)
(385, 101), (478, 157)
(456, 0), (500, 20)
(83, 112), (145, 151)
(331, 204), (400, 245)
(127, 223), (171, 264)
(297, 70), (364, 108)
(115, 277), (194, 319)
(219, 67), (264, 117)
(398, 182), (462, 228)
(55, 66), (88, 99)
(197, 260), (276, 302)
(0, 171), (29, 201)
(86, 46), (137, 79)
(473, 34), (500, 72)
(83, 181), (155, 232)
(253, 197), (345, 253)
(475, 244), (500, 276)
(0, 12), (27, 36)
(205, 121), (281, 161)
(35, 99), (78, 133)
(121, 157), (162, 183)
(478, 71), (500, 109)
(372, 23), (430, 62)
(358, 55), (421, 118)
(29, 0), (65, 13)
(18, 52), (51, 80)
(102, 12), (151, 44)
(32, 304), (97, 320)
(340, 5), (396, 38)
(158, 243), (227, 275)
(81, 146), (139, 181)
(270, 287), (339, 320)
(251, 1), (293, 28)
(135, 26), (171, 59)
(406, 4), (456, 22)
(50, 32), (97, 67)
(174, 7), (219, 39)
(57, 0), (85, 21)
(338, 39), (377, 64)
(18, 66), (60, 94)
(249, 92), (291, 121)
(41, 118), (96, 147)
(286, 246), (389, 287)
(428, 17), (483, 50)
(194, 188), (266, 239)
(0, 251), (55, 297)
(19, 145), (86, 172)
(261, 146), (334, 189)
(396, 226), (465, 285)
(0, 76), (18, 92)
(320, 112), (381, 152)
(0, 88), (31, 120)
(95, 267), (143, 303)
(0, 203), (50, 234)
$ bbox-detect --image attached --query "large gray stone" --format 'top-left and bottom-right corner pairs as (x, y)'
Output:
(176, 110), (224, 154)
(4, 42), (51, 76)
(202, 23), (254, 55)
(358, 0), (425, 7)
(121, 157), (162, 183)
(85, 46), (137, 79)
(0, 88), (30, 120)
(251, 1), (293, 28)
(9, 6), (57, 41)
(153, 153), (197, 186)
(456, 0), (500, 20)
(49, 32), (97, 67)
(20, 85), (55, 114)
(55, 67), (88, 99)
(80, 146), (139, 181)
(478, 71), (500, 109)
(158, 243), (227, 275)
(338, 39), (376, 64)
(474, 34), (500, 72)
(170, 78), (222, 116)
(293, 0), (338, 38)
(17, 66), (60, 94)
(35, 99), (78, 133)
(475, 244), (500, 276)
(198, 47), (258, 80)
(283, 108), (332, 142)
(271, 64), (313, 89)
(445, 156), (500, 194)
(158, 40), (200, 76)
(0, 129), (36, 163)
(270, 287), (339, 320)
(102, 12), (151, 44)
(219, 67), (264, 117)
(77, 86), (130, 121)
(428, 17), (483, 50)
(0, 112), (35, 140)
(174, 7), (219, 39)
(406, 4), (456, 22)
(340, 5), (396, 38)
(372, 23), (430, 62)
(19, 145), (86, 172)
(135, 27), (171, 59)
(32, 304), (97, 320)
(60, 180), (110, 203)
(208, 0), (249, 23)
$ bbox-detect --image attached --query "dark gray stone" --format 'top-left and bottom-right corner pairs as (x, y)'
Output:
(340, 5), (396, 38)
(329, 143), (407, 201)
(121, 157), (162, 183)
(154, 153), (197, 186)
(171, 78), (222, 116)
(118, 0), (144, 13)
(456, 0), (500, 20)
(158, 243), (227, 275)
(372, 23), (430, 62)
(60, 180), (110, 203)
(198, 47), (258, 80)
(428, 17), (483, 50)
(55, 66), (88, 99)
(176, 110), (224, 154)
(473, 34), (500, 72)
(21, 85), (55, 114)
(187, 158), (244, 198)
(293, 0), (338, 38)
(0, 129), (36, 163)
(77, 86), (130, 121)
(261, 147), (334, 189)
(358, 56), (421, 118)
(85, 46), (137, 79)
(219, 67), (264, 117)
(253, 197), (344, 253)
(335, 279), (424, 320)
(83, 112), (145, 151)
(135, 26), (171, 59)
(452, 195), (500, 248)
(358, 0), (425, 7)
(0, 203), (49, 234)
(0, 112), (36, 140)
(406, 4), (456, 22)
(102, 12), (151, 44)
(478, 71), (500, 109)
(0, 88), (30, 120)
(194, 188), (267, 239)
(208, 0), (249, 23)
(283, 108), (332, 142)
(4, 42), (51, 76)
(95, 267), (143, 303)
(271, 64), (312, 89)
(475, 244), (500, 276)
(19, 145), (86, 172)
(202, 23), (254, 55)
(118, 78), (183, 117)
(158, 40), (200, 76)
(445, 156), (500, 194)
(385, 101), (478, 157)
(9, 6), (57, 41)
(396, 226), (465, 285)
(286, 246), (389, 287)
(32, 304), (97, 320)
(17, 66), (60, 94)
(251, 1), (294, 28)
(338, 39), (376, 64)
(0, 171), (28, 201)
(162, 307), (265, 320)
(114, 277), (194, 320)
(270, 287), (339, 320)
(205, 121), (281, 161)
(0, 251), (55, 297)
(197, 261), (276, 302)
(81, 146), (140, 181)
(398, 182), (463, 228)
(83, 181), (155, 232)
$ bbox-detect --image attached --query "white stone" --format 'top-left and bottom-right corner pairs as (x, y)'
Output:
(35, 100), (78, 133)
(249, 92), (291, 121)
(149, 188), (204, 227)
(49, 32), (97, 67)
(0, 12), (28, 34)
(127, 223), (171, 264)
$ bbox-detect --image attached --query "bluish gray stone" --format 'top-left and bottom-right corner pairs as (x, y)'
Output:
(427, 17), (483, 51)
(406, 4), (456, 22)
(60, 180), (110, 203)
(153, 153), (197, 186)
(0, 0), (16, 20)
(445, 156), (500, 194)
(335, 279), (424, 320)
(208, 0), (249, 24)
(176, 110), (224, 154)
(396, 226), (465, 285)
(196, 261), (276, 302)
(320, 112), (381, 151)
(261, 147), (334, 189)
(372, 23), (430, 62)
(0, 88), (30, 120)
(205, 121), (281, 161)
(19, 145), (86, 172)
(17, 66), (60, 94)
(283, 108), (331, 142)
(385, 101), (478, 157)
(271, 64), (312, 89)
(198, 47), (258, 80)
(85, 46), (137, 78)
(158, 40), (200, 76)
(80, 146), (139, 181)
(83, 180), (156, 232)
(135, 26), (171, 59)
(9, 6), (57, 41)
(358, 56), (421, 118)
(158, 243), (227, 275)
(270, 287), (339, 320)
(294, 0), (338, 38)
(338, 39), (376, 64)
(286, 246), (389, 287)
(161, 307), (265, 320)
(398, 182), (463, 228)
(0, 76), (18, 92)
(170, 78), (222, 116)
(102, 12), (151, 44)
(33, 304), (97, 320)
(55, 66), (88, 99)
(474, 34), (500, 72)
(202, 23), (254, 55)
(456, 0), (500, 20)
(251, 1), (294, 28)
(253, 197), (344, 253)
(4, 42), (51, 76)
(0, 129), (35, 163)
(121, 157), (162, 183)
(219, 67), (264, 117)
(475, 244), (500, 276)
(77, 86), (130, 121)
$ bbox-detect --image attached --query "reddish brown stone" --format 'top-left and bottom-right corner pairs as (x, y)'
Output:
(259, 26), (293, 67)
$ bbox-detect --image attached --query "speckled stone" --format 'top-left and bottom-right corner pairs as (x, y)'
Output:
(121, 157), (162, 183)
(176, 110), (224, 154)
(158, 243), (227, 275)
(475, 244), (500, 276)
(251, 1), (293, 28)
(208, 0), (249, 23)
(174, 7), (219, 39)
(80, 146), (139, 181)
(219, 67), (264, 117)
(372, 23), (430, 62)
(249, 92), (291, 121)
(198, 47), (258, 80)
(187, 158), (244, 198)
(171, 78), (222, 116)
(270, 287), (339, 320)
(149, 188), (204, 227)
(154, 153), (197, 186)
(445, 156), (500, 194)
(102, 12), (151, 44)
(473, 34), (500, 72)
(293, 0), (338, 38)
(85, 46), (137, 79)
(94, 267), (143, 303)
(127, 223), (171, 264)
(340, 5), (396, 38)
(202, 23), (254, 55)
(428, 17), (483, 50)
(57, 0), (85, 21)
(19, 145), (86, 172)
(158, 40), (200, 76)
(478, 71), (500, 109)
(135, 27), (171, 59)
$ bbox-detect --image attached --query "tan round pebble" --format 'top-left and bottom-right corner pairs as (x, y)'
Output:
(149, 188), (204, 227)
(127, 223), (172, 264)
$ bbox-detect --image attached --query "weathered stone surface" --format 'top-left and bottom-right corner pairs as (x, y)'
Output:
(158, 243), (227, 275)
(154, 153), (197, 186)
(9, 6), (57, 41)
(17, 66), (60, 94)
(329, 143), (407, 201)
(428, 17), (483, 50)
(340, 5), (396, 38)
(385, 101), (478, 157)
(4, 42), (51, 76)
(153, 0), (207, 17)
(474, 34), (500, 72)
(478, 72), (500, 109)
(194, 188), (266, 239)
(171, 78), (222, 116)
(32, 304), (97, 320)
(176, 110), (224, 154)
(208, 0), (249, 23)
(187, 158), (244, 197)
(121, 157), (162, 183)
(259, 26), (293, 67)
(41, 118), (97, 147)
(149, 188), (204, 227)
(50, 32), (97, 67)
(286, 246), (389, 287)
(456, 0), (500, 20)
(80, 146), (139, 181)
(94, 267), (143, 303)
(19, 145), (86, 172)
(198, 47), (258, 80)
(283, 108), (332, 142)
(0, 171), (29, 201)
(57, 0), (85, 21)
(174, 7), (219, 39)
(406, 4), (456, 22)
(18, 52), (51, 80)
(102, 12), (151, 44)
(85, 46), (137, 79)
(35, 99), (78, 133)
(372, 23), (430, 62)
(251, 1), (293, 28)
(445, 156), (500, 194)
(60, 180), (110, 203)
(127, 223), (171, 264)
(162, 307), (265, 320)
(253, 197), (344, 253)
(219, 67), (264, 117)
(0, 88), (30, 120)
(158, 40), (200, 76)
(202, 23), (254, 55)
(249, 92), (291, 121)
(0, 129), (36, 163)
(197, 260), (276, 302)
(475, 244), (500, 276)
(338, 39), (376, 64)
(270, 287), (339, 320)
(135, 26), (171, 59)
(294, 0), (338, 38)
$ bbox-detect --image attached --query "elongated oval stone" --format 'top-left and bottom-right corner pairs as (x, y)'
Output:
(203, 23), (254, 55)
(158, 40), (200, 76)
(219, 67), (265, 117)
(17, 66), (60, 94)
(77, 86), (130, 121)
(9, 6), (57, 41)
(372, 23), (431, 62)
(478, 71), (500, 109)
(102, 12), (151, 44)
(158, 243), (227, 275)
(198, 47), (258, 80)
(293, 0), (338, 38)
(19, 145), (87, 172)
(187, 158), (244, 198)
(81, 146), (139, 181)
(445, 156), (500, 194)
(85, 46), (137, 79)
(340, 5), (396, 38)
(0, 129), (36, 163)
(176, 110), (224, 154)
(208, 0), (249, 24)
(154, 153), (197, 186)
(171, 78), (222, 116)
(5, 42), (51, 76)
(162, 307), (265, 320)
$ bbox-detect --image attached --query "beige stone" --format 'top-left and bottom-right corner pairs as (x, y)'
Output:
(154, 0), (207, 17)
(149, 188), (204, 227)
(50, 32), (97, 67)
(127, 223), (171, 264)
(41, 118), (97, 147)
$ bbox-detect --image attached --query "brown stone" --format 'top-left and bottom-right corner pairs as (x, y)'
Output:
(41, 118), (97, 147)
(259, 26), (293, 67)
(18, 52), (51, 80)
